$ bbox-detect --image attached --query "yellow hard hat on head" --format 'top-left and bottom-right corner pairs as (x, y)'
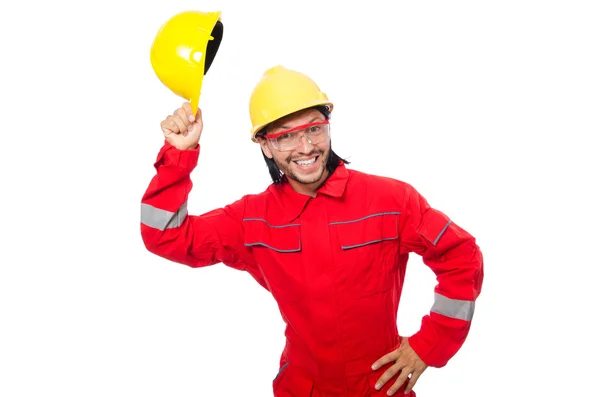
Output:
(150, 10), (223, 116)
(249, 66), (333, 142)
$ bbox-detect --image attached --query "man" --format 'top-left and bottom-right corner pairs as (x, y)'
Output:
(140, 65), (484, 396)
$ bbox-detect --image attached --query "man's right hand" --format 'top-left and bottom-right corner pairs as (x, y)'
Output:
(160, 102), (203, 150)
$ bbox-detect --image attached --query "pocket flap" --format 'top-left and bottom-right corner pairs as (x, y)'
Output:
(243, 218), (301, 253)
(330, 212), (400, 249)
(417, 209), (452, 246)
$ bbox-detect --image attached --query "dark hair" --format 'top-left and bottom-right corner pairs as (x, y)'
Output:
(256, 105), (350, 184)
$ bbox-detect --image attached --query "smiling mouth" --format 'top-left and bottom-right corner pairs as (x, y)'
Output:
(293, 156), (318, 167)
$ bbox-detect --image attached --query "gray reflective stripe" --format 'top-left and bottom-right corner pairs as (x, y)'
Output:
(433, 220), (452, 246)
(342, 236), (398, 250)
(244, 242), (301, 253)
(242, 218), (300, 228)
(431, 292), (475, 321)
(329, 211), (401, 225)
(273, 362), (290, 381)
(140, 202), (188, 231)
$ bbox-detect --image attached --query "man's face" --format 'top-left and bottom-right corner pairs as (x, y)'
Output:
(259, 108), (331, 189)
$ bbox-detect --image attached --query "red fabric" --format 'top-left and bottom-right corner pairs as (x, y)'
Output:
(141, 142), (484, 396)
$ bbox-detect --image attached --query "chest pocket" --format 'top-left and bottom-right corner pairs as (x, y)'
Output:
(243, 218), (305, 302)
(329, 212), (401, 296)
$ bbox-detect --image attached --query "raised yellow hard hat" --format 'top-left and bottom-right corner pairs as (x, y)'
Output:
(150, 11), (223, 116)
(249, 66), (333, 142)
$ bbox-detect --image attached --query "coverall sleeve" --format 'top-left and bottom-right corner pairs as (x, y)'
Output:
(399, 184), (484, 368)
(140, 142), (253, 273)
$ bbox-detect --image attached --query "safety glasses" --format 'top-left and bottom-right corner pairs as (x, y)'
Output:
(264, 120), (330, 151)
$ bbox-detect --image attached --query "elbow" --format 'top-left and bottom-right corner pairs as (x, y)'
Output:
(141, 224), (161, 254)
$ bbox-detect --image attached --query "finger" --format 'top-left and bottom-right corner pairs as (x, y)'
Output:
(182, 102), (195, 122)
(163, 128), (183, 147)
(175, 107), (192, 127)
(386, 367), (412, 396)
(374, 363), (403, 391)
(404, 368), (424, 394)
(372, 351), (401, 370)
(170, 114), (187, 133)
(161, 118), (178, 136)
(195, 107), (203, 122)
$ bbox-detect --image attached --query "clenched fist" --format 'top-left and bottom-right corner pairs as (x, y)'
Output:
(160, 102), (203, 150)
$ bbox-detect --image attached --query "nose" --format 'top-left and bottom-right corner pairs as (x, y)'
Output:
(296, 133), (313, 153)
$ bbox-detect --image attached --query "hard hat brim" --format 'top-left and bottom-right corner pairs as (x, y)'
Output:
(191, 18), (224, 115)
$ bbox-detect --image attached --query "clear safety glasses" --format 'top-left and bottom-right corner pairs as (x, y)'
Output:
(265, 120), (330, 151)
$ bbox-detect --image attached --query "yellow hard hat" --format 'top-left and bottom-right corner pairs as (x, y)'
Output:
(150, 10), (223, 116)
(249, 66), (333, 142)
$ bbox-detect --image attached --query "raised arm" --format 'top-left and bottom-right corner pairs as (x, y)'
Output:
(140, 103), (254, 275)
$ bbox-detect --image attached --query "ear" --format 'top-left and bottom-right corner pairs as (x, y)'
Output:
(258, 138), (274, 159)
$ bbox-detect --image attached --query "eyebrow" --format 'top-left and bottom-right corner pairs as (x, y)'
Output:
(275, 117), (322, 131)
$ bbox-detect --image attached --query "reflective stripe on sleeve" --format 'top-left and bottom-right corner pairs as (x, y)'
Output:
(141, 201), (188, 231)
(431, 292), (475, 321)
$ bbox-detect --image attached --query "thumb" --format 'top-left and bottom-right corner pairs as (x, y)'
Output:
(189, 107), (203, 139)
(187, 121), (202, 138)
(180, 107), (203, 149)
(181, 119), (202, 148)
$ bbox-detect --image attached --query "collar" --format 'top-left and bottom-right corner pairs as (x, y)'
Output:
(271, 162), (349, 223)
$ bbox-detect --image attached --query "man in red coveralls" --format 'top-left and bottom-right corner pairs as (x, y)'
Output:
(140, 65), (484, 396)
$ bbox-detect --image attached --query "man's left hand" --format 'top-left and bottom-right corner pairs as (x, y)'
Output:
(371, 337), (428, 395)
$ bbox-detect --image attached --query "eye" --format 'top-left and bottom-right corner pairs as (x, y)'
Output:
(277, 133), (293, 141)
(309, 125), (321, 133)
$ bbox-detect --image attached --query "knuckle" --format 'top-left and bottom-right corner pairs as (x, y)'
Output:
(177, 108), (188, 119)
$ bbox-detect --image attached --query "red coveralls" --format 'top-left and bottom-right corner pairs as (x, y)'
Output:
(141, 142), (484, 396)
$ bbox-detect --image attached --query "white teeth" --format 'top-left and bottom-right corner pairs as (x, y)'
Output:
(295, 157), (316, 166)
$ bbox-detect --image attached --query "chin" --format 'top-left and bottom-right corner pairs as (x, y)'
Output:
(295, 164), (326, 184)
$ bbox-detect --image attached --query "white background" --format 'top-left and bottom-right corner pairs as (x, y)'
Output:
(1, 0), (598, 396)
